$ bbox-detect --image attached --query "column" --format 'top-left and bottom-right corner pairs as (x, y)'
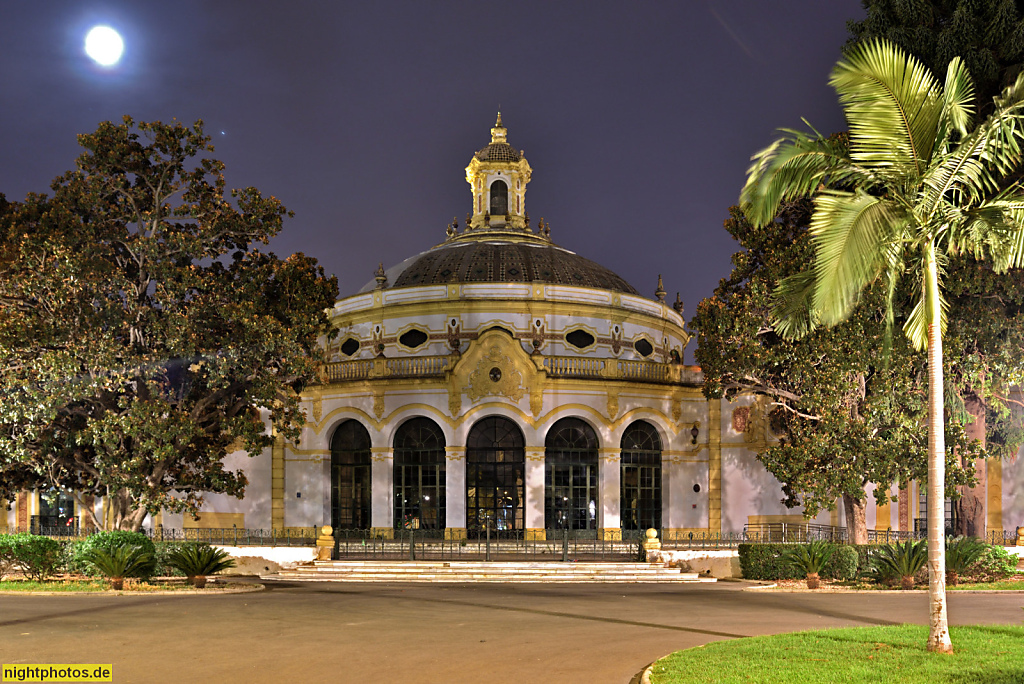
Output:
(598, 449), (620, 540)
(445, 447), (467, 539)
(371, 447), (394, 538)
(708, 400), (722, 535)
(524, 448), (545, 540)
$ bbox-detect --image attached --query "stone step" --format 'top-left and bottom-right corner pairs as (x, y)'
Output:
(263, 561), (715, 583)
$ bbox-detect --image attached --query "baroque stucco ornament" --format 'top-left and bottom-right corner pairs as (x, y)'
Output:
(467, 346), (525, 402)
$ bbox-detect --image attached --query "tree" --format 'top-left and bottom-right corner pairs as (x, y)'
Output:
(847, 0), (1024, 539)
(0, 117), (338, 531)
(693, 201), (977, 544)
(741, 40), (1024, 652)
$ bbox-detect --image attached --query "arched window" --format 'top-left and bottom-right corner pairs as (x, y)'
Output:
(489, 179), (508, 216)
(620, 421), (662, 532)
(331, 420), (372, 531)
(394, 417), (446, 531)
(466, 417), (525, 538)
(544, 418), (599, 534)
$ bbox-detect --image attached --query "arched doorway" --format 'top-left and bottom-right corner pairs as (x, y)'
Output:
(620, 421), (662, 532)
(330, 420), (371, 531)
(545, 418), (599, 534)
(393, 417), (446, 530)
(466, 416), (524, 537)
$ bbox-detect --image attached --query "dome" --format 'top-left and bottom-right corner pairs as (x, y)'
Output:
(388, 237), (639, 294)
(475, 142), (521, 162)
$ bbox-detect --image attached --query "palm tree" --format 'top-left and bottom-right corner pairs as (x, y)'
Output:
(740, 39), (1024, 653)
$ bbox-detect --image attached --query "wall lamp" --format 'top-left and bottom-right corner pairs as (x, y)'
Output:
(690, 422), (700, 445)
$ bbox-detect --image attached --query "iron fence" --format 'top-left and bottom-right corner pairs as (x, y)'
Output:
(0, 525), (318, 546)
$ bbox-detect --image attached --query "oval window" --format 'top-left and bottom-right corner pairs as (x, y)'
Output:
(634, 339), (654, 357)
(340, 338), (360, 356)
(565, 329), (595, 350)
(399, 329), (429, 349)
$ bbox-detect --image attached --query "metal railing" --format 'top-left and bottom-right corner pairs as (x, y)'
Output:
(0, 526), (318, 546)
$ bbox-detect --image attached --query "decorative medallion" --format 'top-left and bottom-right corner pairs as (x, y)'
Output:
(449, 389), (462, 417)
(467, 346), (525, 402)
(671, 394), (683, 423)
(373, 392), (386, 420)
(530, 388), (543, 418)
(606, 391), (619, 420)
(311, 396), (323, 424)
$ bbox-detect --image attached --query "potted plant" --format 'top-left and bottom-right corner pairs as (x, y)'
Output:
(166, 544), (236, 588)
(782, 540), (835, 589)
(82, 545), (154, 590)
(945, 537), (988, 586)
(871, 540), (927, 590)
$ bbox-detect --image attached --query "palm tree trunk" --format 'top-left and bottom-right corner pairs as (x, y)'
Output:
(925, 248), (953, 654)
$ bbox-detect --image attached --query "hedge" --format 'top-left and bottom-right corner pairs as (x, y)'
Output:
(0, 533), (63, 581)
(68, 531), (158, 579)
(738, 543), (858, 581)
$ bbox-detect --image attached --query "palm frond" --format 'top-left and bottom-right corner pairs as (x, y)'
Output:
(903, 278), (948, 351)
(809, 190), (905, 326)
(938, 57), (974, 141)
(960, 195), (1024, 269)
(832, 39), (943, 177)
(770, 269), (818, 340)
(741, 132), (853, 227)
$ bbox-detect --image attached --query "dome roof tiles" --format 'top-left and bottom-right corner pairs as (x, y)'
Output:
(474, 142), (522, 162)
(390, 240), (639, 294)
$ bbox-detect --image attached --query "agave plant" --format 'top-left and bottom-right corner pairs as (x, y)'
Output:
(166, 544), (236, 588)
(82, 545), (155, 590)
(945, 537), (989, 585)
(782, 540), (835, 589)
(871, 540), (927, 590)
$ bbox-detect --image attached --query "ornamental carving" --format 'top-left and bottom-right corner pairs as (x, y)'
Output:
(311, 396), (323, 423)
(467, 346), (525, 403)
(606, 391), (619, 420)
(373, 392), (386, 420)
(732, 407), (750, 433)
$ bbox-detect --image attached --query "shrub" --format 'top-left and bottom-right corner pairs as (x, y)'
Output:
(2, 533), (63, 581)
(153, 542), (186, 577)
(945, 537), (989, 585)
(82, 545), (155, 590)
(166, 544), (236, 588)
(964, 545), (1020, 583)
(870, 540), (927, 590)
(70, 531), (157, 579)
(783, 540), (834, 589)
(0, 534), (18, 580)
(739, 543), (858, 581)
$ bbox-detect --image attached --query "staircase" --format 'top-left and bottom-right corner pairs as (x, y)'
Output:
(264, 561), (717, 583)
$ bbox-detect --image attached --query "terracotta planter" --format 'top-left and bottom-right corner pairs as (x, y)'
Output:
(946, 571), (959, 586)
(900, 575), (915, 591)
(110, 577), (124, 591)
(805, 573), (821, 590)
(191, 575), (207, 589)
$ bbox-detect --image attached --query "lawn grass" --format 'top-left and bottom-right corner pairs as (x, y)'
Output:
(649, 625), (1024, 684)
(0, 579), (108, 592)
(949, 577), (1024, 591)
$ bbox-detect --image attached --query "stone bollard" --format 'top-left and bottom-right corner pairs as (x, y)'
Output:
(642, 528), (661, 562)
(316, 525), (334, 561)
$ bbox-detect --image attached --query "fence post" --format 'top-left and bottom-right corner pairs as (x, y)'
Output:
(485, 522), (491, 562)
(409, 529), (415, 561)
(562, 528), (569, 562)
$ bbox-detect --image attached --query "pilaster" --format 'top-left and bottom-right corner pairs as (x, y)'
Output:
(987, 456), (1003, 534)
(524, 448), (545, 536)
(371, 447), (394, 532)
(271, 434), (285, 530)
(598, 448), (620, 540)
(708, 400), (722, 534)
(445, 446), (467, 538)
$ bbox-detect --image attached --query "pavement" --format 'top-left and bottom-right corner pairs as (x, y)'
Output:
(0, 580), (1021, 684)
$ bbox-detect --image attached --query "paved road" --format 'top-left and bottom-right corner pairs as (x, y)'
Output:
(1, 582), (1021, 683)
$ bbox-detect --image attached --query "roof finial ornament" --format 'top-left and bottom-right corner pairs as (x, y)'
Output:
(374, 262), (388, 290)
(447, 216), (458, 238)
(524, 211), (530, 230)
(491, 111), (508, 144)
(655, 274), (666, 303)
(673, 292), (684, 314)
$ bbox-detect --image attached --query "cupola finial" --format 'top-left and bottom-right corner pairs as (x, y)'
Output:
(655, 274), (666, 303)
(375, 262), (388, 290)
(491, 111), (507, 144)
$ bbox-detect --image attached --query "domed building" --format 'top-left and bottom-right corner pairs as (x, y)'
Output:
(6, 116), (1021, 546)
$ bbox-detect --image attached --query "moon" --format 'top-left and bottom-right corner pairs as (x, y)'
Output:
(84, 26), (124, 66)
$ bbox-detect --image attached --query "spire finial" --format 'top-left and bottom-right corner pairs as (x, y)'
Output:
(673, 292), (684, 314)
(375, 262), (388, 290)
(655, 274), (666, 303)
(490, 111), (508, 143)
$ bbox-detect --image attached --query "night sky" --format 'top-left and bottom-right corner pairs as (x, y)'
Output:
(1, 2), (865, 360)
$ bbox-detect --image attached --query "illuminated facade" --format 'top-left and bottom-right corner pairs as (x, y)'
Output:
(3, 116), (1021, 540)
